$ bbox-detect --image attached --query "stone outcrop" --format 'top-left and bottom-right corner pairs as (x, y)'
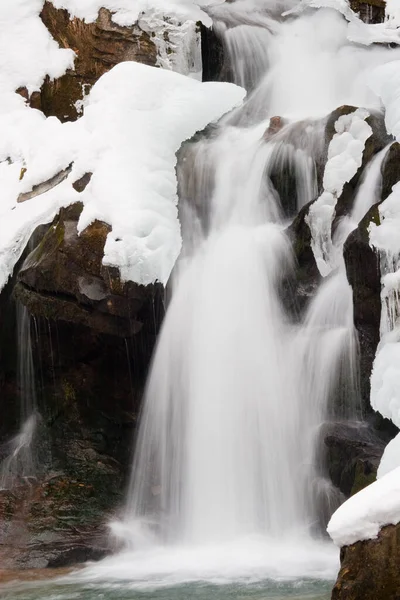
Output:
(39, 2), (157, 121)
(15, 203), (163, 338)
(332, 523), (400, 600)
(349, 0), (386, 24)
(322, 421), (388, 498)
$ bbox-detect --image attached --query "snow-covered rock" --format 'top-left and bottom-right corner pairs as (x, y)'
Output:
(306, 108), (372, 276)
(328, 465), (400, 546)
(0, 62), (245, 290)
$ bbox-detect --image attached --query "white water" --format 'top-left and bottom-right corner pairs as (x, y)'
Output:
(0, 304), (38, 490)
(84, 0), (400, 586)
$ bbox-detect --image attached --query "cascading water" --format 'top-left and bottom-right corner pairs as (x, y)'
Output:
(80, 0), (400, 587)
(0, 303), (38, 490)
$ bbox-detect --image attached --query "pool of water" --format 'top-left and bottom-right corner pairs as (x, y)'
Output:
(1, 537), (337, 600)
(2, 578), (332, 600)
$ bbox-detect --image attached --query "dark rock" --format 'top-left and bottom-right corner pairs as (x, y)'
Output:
(344, 205), (381, 411)
(287, 199), (321, 304)
(332, 523), (400, 600)
(349, 0), (385, 24)
(72, 172), (92, 193)
(327, 107), (392, 221)
(321, 421), (385, 498)
(15, 203), (163, 337)
(200, 23), (227, 82)
(381, 141), (400, 201)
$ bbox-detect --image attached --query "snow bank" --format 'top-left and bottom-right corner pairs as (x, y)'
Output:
(371, 330), (400, 428)
(327, 465), (400, 546)
(369, 61), (400, 141)
(378, 431), (400, 479)
(0, 0), (74, 112)
(0, 62), (245, 289)
(306, 108), (371, 276)
(50, 0), (225, 27)
(285, 0), (400, 45)
(386, 0), (400, 28)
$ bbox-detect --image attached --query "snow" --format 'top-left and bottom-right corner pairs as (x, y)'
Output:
(386, 0), (400, 28)
(378, 432), (400, 479)
(285, 0), (400, 46)
(327, 465), (400, 546)
(369, 61), (400, 141)
(0, 0), (74, 111)
(50, 0), (225, 27)
(0, 61), (245, 290)
(306, 108), (371, 276)
(371, 330), (400, 428)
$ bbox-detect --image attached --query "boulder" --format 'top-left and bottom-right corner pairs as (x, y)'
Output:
(321, 421), (386, 498)
(15, 203), (163, 338)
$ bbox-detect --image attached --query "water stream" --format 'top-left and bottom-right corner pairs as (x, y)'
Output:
(0, 303), (38, 490)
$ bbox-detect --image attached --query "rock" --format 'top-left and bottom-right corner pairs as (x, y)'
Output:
(344, 205), (381, 413)
(200, 23), (227, 82)
(321, 421), (386, 498)
(381, 142), (400, 201)
(349, 0), (386, 24)
(263, 116), (285, 139)
(0, 478), (110, 569)
(332, 523), (400, 600)
(326, 106), (392, 221)
(40, 2), (157, 121)
(15, 203), (163, 338)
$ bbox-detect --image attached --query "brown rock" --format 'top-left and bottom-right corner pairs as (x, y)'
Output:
(39, 2), (157, 121)
(15, 203), (163, 337)
(332, 523), (400, 600)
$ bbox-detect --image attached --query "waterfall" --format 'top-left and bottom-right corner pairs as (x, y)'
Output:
(92, 0), (400, 585)
(0, 303), (38, 490)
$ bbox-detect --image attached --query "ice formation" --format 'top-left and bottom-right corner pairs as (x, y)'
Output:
(306, 108), (371, 276)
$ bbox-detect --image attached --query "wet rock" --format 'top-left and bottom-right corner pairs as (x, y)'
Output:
(349, 0), (385, 24)
(263, 116), (285, 139)
(321, 421), (386, 498)
(0, 478), (111, 569)
(200, 23), (227, 82)
(381, 142), (400, 201)
(40, 2), (157, 121)
(287, 199), (321, 307)
(332, 523), (400, 600)
(344, 205), (381, 411)
(325, 106), (392, 221)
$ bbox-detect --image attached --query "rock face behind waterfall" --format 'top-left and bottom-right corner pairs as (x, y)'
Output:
(0, 205), (162, 568)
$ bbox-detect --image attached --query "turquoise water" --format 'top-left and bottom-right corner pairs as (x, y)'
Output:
(2, 578), (332, 600)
